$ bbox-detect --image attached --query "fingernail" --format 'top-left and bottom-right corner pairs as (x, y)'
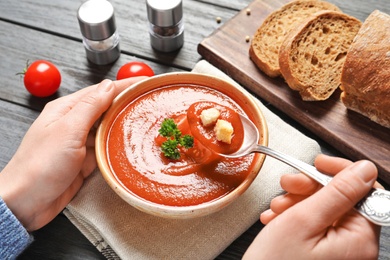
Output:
(97, 79), (113, 92)
(260, 209), (273, 218)
(349, 160), (377, 183)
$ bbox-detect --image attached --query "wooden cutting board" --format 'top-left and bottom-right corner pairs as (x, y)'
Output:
(198, 0), (390, 184)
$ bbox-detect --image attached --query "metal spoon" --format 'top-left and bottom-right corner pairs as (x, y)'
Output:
(221, 114), (390, 226)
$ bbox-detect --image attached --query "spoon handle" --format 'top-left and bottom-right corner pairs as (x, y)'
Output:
(255, 145), (390, 226)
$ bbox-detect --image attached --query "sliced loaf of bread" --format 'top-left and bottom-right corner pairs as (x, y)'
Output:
(249, 0), (340, 78)
(340, 10), (390, 128)
(278, 10), (361, 101)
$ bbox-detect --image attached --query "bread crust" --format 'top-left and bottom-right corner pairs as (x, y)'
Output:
(279, 10), (361, 101)
(249, 0), (340, 78)
(340, 10), (390, 128)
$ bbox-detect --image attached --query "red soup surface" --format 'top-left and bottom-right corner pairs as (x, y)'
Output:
(107, 84), (257, 206)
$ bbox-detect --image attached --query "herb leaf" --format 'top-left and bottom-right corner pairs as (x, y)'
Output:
(158, 119), (181, 139)
(180, 135), (194, 148)
(161, 139), (180, 160)
(158, 118), (194, 159)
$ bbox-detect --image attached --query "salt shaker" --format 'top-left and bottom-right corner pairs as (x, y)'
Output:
(77, 0), (120, 65)
(146, 0), (184, 52)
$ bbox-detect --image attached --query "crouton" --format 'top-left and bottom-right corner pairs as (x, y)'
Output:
(214, 119), (234, 144)
(200, 108), (220, 126)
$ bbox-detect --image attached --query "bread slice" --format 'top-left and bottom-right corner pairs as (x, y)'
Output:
(278, 11), (361, 101)
(249, 0), (340, 78)
(340, 10), (390, 128)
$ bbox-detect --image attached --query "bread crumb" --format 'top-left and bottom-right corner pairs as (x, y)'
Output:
(246, 8), (251, 15)
(214, 119), (234, 144)
(216, 17), (222, 23)
(245, 35), (250, 42)
(200, 108), (221, 126)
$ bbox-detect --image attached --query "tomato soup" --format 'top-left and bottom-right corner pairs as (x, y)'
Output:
(107, 84), (257, 206)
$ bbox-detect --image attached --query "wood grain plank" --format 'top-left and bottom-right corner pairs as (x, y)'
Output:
(0, 0), (241, 69)
(0, 100), (37, 169)
(198, 0), (250, 11)
(198, 0), (390, 183)
(328, 0), (390, 21)
(18, 213), (106, 260)
(0, 21), (182, 111)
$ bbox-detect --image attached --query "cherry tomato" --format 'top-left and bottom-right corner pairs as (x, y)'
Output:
(23, 60), (61, 97)
(116, 61), (154, 80)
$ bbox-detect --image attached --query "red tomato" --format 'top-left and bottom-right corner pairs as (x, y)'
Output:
(23, 60), (61, 97)
(116, 61), (154, 80)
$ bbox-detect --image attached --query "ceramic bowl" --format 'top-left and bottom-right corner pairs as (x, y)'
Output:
(96, 72), (268, 218)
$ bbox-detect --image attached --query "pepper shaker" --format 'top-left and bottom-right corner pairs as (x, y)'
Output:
(146, 0), (184, 52)
(77, 0), (120, 65)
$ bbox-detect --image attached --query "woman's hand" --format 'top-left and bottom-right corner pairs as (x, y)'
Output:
(243, 154), (382, 259)
(0, 77), (145, 231)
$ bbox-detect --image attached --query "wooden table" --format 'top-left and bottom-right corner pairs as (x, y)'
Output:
(0, 0), (389, 259)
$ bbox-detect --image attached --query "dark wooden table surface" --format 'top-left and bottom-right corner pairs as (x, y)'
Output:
(0, 0), (389, 259)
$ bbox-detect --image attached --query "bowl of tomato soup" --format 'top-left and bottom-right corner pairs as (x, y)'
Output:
(96, 72), (268, 218)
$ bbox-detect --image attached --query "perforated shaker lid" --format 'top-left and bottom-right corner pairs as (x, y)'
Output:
(77, 0), (116, 40)
(146, 0), (183, 27)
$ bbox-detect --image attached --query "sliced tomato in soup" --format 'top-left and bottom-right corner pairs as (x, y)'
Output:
(187, 101), (244, 155)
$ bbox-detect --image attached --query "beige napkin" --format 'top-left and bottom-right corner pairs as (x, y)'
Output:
(64, 60), (321, 260)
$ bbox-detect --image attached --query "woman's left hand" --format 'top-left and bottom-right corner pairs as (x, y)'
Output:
(0, 77), (145, 231)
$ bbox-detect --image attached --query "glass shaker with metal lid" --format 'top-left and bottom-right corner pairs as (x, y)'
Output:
(146, 0), (184, 52)
(77, 0), (120, 65)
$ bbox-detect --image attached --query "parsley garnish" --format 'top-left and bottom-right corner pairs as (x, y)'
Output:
(158, 118), (194, 159)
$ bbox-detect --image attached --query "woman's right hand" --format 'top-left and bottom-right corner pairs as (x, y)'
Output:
(244, 154), (382, 259)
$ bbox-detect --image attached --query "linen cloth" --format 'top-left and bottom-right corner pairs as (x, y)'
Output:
(64, 60), (321, 259)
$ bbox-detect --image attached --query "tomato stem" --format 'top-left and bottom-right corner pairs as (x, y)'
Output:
(15, 60), (30, 77)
